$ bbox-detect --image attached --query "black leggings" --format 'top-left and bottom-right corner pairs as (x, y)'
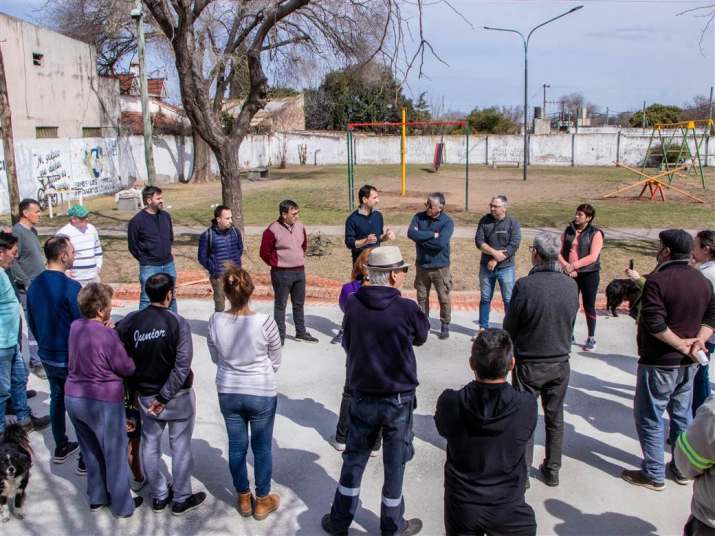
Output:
(576, 270), (599, 337)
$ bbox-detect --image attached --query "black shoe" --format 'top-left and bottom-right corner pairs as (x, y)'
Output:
(26, 389), (37, 399)
(171, 491), (206, 516)
(438, 323), (450, 340)
(539, 464), (559, 487)
(76, 458), (87, 476)
(389, 518), (423, 536)
(295, 332), (319, 343)
(115, 497), (144, 518)
(31, 364), (47, 379)
(330, 330), (344, 345)
(152, 486), (174, 512)
(669, 461), (689, 485)
(621, 469), (665, 491)
(53, 441), (79, 463)
(321, 513), (348, 536)
(22, 413), (49, 433)
(90, 503), (107, 512)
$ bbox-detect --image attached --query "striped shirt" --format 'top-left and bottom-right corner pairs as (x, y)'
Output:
(56, 223), (103, 281)
(207, 312), (282, 397)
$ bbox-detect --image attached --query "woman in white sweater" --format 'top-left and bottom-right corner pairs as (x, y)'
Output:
(207, 265), (282, 521)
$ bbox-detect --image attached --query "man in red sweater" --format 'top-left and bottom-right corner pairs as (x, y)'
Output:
(260, 200), (318, 345)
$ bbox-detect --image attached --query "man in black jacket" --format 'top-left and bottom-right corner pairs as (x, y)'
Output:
(127, 186), (177, 312)
(622, 229), (715, 491)
(436, 329), (537, 536)
(116, 273), (205, 516)
(504, 233), (579, 488)
(322, 246), (429, 536)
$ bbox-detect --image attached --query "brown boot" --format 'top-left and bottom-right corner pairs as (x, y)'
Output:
(253, 493), (280, 521)
(237, 491), (253, 517)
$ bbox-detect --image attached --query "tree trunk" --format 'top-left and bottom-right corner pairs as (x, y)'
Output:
(189, 131), (212, 183)
(0, 45), (21, 224)
(216, 141), (244, 233)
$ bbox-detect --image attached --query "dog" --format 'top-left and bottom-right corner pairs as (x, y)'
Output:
(605, 278), (641, 317)
(0, 423), (32, 522)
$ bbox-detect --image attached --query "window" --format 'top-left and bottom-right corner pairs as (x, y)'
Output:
(32, 53), (43, 66)
(35, 126), (58, 139)
(82, 127), (102, 138)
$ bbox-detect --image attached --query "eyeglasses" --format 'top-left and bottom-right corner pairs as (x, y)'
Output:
(490, 204), (504, 209)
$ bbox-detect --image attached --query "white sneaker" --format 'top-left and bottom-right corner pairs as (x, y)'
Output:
(328, 436), (346, 452)
(369, 449), (379, 458)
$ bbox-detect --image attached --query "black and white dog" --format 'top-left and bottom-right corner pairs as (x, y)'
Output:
(605, 278), (641, 317)
(0, 423), (32, 522)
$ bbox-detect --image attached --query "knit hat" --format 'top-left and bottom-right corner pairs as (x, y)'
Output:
(532, 232), (561, 261)
(659, 229), (692, 257)
(66, 204), (89, 218)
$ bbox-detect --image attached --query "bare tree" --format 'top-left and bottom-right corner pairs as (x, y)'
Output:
(677, 5), (715, 53)
(142, 0), (446, 230)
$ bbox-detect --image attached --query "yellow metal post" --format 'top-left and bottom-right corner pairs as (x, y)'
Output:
(401, 107), (406, 196)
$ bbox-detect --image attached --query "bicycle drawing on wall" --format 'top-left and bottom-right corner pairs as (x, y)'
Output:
(36, 175), (61, 210)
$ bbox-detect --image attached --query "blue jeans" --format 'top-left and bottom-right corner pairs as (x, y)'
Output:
(692, 342), (713, 416)
(218, 393), (277, 497)
(0, 346), (31, 433)
(330, 392), (416, 535)
(139, 262), (177, 312)
(478, 264), (515, 329)
(634, 364), (696, 483)
(43, 363), (70, 449)
(66, 396), (134, 516)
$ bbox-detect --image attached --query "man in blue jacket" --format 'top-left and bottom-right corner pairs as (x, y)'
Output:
(128, 186), (176, 312)
(407, 192), (454, 340)
(27, 236), (82, 467)
(197, 205), (243, 312)
(322, 246), (429, 536)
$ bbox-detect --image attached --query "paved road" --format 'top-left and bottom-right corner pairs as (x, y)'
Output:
(40, 224), (693, 241)
(9, 301), (699, 536)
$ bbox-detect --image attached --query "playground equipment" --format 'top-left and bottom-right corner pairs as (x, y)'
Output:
(640, 119), (714, 189)
(346, 109), (469, 210)
(603, 162), (706, 204)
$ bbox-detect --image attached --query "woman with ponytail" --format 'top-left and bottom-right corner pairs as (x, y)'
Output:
(207, 264), (282, 521)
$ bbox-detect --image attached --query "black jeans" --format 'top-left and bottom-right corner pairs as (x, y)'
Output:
(335, 383), (382, 450)
(445, 499), (536, 536)
(270, 269), (306, 341)
(512, 360), (570, 474)
(330, 392), (416, 535)
(575, 270), (599, 338)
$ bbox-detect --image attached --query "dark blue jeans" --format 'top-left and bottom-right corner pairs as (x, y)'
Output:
(692, 342), (713, 416)
(218, 393), (277, 497)
(330, 392), (416, 535)
(634, 364), (695, 483)
(43, 363), (70, 449)
(139, 263), (177, 312)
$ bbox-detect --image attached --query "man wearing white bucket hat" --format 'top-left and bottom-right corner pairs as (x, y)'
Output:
(322, 246), (429, 536)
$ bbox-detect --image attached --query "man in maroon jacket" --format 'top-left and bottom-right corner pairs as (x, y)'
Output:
(622, 229), (715, 491)
(260, 200), (318, 345)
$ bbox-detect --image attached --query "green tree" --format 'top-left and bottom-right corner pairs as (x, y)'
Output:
(467, 107), (519, 134)
(305, 63), (416, 131)
(629, 104), (683, 128)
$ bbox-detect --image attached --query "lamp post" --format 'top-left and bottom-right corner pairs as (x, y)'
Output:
(485, 6), (583, 181)
(131, 0), (157, 186)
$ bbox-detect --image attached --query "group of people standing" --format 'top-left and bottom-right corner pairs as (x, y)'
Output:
(1, 183), (714, 536)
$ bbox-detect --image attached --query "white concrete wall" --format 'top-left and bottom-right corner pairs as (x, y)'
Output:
(1, 131), (713, 214)
(0, 13), (120, 139)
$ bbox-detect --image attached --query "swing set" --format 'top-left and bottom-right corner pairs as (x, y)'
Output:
(346, 108), (470, 210)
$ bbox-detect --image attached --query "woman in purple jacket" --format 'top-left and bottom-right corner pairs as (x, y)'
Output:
(331, 250), (370, 345)
(65, 283), (142, 517)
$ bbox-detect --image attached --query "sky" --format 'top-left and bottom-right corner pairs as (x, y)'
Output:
(3, 0), (714, 116)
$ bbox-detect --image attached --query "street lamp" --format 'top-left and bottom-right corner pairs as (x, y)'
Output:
(484, 6), (583, 180)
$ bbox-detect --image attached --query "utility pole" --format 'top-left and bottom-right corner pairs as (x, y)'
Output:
(605, 106), (609, 126)
(641, 100), (647, 129)
(131, 0), (156, 186)
(542, 83), (550, 115)
(0, 43), (21, 224)
(708, 86), (713, 124)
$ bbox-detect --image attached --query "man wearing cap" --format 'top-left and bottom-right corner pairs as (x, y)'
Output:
(503, 233), (579, 488)
(322, 246), (429, 536)
(56, 205), (103, 286)
(622, 229), (715, 491)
